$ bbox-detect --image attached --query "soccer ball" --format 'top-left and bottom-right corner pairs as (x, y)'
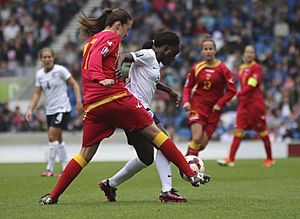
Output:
(180, 155), (206, 181)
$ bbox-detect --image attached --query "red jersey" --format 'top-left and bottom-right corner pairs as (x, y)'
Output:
(183, 60), (237, 118)
(237, 61), (265, 109)
(81, 30), (127, 105)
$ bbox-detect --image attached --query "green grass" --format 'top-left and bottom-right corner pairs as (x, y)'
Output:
(0, 158), (299, 219)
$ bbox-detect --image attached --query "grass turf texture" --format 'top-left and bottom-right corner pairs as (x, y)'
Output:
(0, 158), (299, 219)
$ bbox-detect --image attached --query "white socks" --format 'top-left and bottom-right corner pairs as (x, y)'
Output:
(155, 150), (172, 192)
(46, 141), (68, 171)
(109, 157), (147, 187)
(46, 141), (59, 171)
(57, 142), (68, 170)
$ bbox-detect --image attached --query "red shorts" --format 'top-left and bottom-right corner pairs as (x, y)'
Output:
(188, 109), (221, 139)
(82, 93), (153, 147)
(235, 104), (267, 131)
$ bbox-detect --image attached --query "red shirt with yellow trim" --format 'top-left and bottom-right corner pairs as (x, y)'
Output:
(183, 60), (237, 117)
(237, 62), (265, 110)
(81, 30), (127, 105)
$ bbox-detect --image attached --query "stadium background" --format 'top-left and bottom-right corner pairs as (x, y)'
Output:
(1, 0), (300, 161)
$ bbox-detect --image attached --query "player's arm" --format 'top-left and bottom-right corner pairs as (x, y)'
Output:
(156, 81), (180, 107)
(182, 67), (196, 112)
(115, 53), (134, 79)
(238, 65), (262, 97)
(67, 76), (83, 115)
(215, 67), (237, 110)
(26, 86), (42, 121)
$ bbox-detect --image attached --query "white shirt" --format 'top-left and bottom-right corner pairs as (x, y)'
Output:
(126, 49), (161, 109)
(35, 64), (72, 115)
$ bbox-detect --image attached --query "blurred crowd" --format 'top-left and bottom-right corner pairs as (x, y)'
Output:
(1, 0), (300, 142)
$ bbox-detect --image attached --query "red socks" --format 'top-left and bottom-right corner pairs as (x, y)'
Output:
(228, 136), (242, 161)
(261, 135), (272, 160)
(50, 154), (87, 199)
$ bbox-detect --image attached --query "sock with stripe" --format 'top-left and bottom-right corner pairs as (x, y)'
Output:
(228, 136), (242, 162)
(261, 135), (272, 160)
(153, 132), (195, 177)
(50, 153), (87, 199)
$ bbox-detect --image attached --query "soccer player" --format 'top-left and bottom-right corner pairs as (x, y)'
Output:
(183, 36), (237, 157)
(26, 47), (82, 177)
(39, 8), (208, 205)
(217, 45), (275, 167)
(99, 31), (195, 203)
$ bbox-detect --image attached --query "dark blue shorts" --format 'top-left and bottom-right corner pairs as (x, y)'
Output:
(47, 112), (70, 130)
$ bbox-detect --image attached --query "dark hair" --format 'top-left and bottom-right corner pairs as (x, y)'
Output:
(142, 31), (180, 49)
(200, 35), (216, 50)
(78, 8), (132, 40)
(39, 47), (54, 59)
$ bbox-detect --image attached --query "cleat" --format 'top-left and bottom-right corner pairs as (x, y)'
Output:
(39, 194), (57, 205)
(53, 172), (62, 177)
(188, 173), (212, 187)
(217, 159), (235, 167)
(159, 188), (187, 203)
(99, 179), (117, 202)
(41, 170), (54, 177)
(262, 159), (276, 167)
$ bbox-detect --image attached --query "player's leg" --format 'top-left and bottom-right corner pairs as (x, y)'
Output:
(186, 123), (204, 156)
(155, 123), (186, 202)
(99, 131), (153, 202)
(258, 129), (275, 167)
(55, 112), (70, 172)
(40, 106), (115, 204)
(217, 111), (246, 167)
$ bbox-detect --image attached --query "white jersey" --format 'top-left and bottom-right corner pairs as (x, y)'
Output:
(35, 64), (72, 115)
(126, 49), (161, 109)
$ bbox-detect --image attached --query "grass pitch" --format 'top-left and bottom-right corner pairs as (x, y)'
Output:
(0, 158), (299, 219)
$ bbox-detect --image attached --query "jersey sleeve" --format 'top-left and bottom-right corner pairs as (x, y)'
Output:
(239, 64), (262, 97)
(87, 35), (120, 82)
(216, 65), (237, 108)
(131, 49), (153, 66)
(182, 66), (197, 104)
(59, 65), (71, 80)
(35, 72), (41, 87)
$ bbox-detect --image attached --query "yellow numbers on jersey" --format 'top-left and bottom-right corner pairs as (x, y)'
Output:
(203, 73), (212, 90)
(82, 39), (98, 69)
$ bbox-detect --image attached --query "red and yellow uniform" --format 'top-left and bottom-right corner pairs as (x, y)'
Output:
(235, 61), (267, 132)
(81, 30), (153, 147)
(183, 60), (237, 138)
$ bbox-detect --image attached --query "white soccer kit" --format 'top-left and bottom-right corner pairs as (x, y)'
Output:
(35, 64), (72, 115)
(126, 49), (161, 109)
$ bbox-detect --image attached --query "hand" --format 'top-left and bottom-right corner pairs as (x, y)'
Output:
(114, 68), (122, 79)
(183, 102), (191, 113)
(212, 104), (221, 112)
(76, 101), (83, 116)
(25, 109), (32, 122)
(99, 79), (115, 88)
(168, 91), (180, 108)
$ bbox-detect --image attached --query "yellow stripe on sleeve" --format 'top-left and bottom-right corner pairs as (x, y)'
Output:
(247, 77), (258, 87)
(153, 132), (169, 148)
(73, 153), (87, 168)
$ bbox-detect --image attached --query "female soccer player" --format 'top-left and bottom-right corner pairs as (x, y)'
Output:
(39, 8), (208, 205)
(99, 31), (192, 203)
(26, 47), (82, 177)
(183, 36), (237, 156)
(217, 45), (275, 167)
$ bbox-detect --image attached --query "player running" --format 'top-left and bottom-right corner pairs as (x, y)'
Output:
(183, 36), (237, 157)
(217, 45), (275, 167)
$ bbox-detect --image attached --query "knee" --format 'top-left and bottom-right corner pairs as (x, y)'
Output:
(138, 153), (154, 166)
